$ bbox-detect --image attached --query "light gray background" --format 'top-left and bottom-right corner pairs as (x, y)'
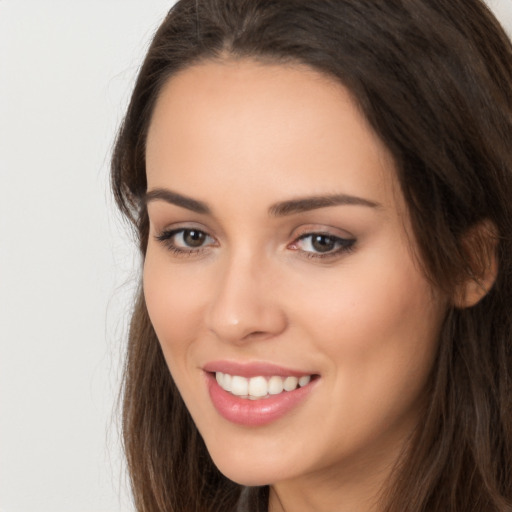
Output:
(0, 1), (511, 511)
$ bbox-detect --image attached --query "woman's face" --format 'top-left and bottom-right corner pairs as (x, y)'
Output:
(144, 60), (447, 494)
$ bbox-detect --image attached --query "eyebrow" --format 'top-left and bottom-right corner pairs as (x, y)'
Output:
(144, 188), (380, 216)
(145, 188), (210, 214)
(268, 194), (381, 216)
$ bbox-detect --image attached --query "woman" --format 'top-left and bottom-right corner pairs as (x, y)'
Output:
(111, 0), (512, 510)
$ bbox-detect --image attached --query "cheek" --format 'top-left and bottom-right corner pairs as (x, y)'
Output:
(306, 235), (441, 347)
(292, 244), (444, 419)
(143, 251), (208, 365)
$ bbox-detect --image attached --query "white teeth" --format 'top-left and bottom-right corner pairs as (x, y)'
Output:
(299, 375), (311, 387)
(248, 376), (268, 397)
(216, 372), (233, 392)
(283, 376), (298, 391)
(268, 375), (284, 395)
(223, 373), (232, 392)
(231, 375), (249, 396)
(214, 372), (313, 399)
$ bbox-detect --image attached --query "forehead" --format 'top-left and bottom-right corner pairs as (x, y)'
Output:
(145, 59), (401, 212)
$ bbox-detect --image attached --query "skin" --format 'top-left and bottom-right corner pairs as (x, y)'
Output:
(143, 59), (448, 512)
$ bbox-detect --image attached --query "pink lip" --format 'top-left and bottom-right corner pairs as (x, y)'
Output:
(203, 362), (318, 426)
(203, 360), (313, 378)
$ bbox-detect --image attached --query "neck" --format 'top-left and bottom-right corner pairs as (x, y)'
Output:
(267, 437), (409, 512)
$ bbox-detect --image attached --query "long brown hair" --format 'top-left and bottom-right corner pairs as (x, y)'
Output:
(111, 1), (512, 510)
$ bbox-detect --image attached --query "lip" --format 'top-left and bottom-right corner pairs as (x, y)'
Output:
(203, 360), (314, 378)
(203, 361), (319, 426)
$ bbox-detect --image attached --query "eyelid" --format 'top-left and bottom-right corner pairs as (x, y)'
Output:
(159, 227), (215, 245)
(290, 232), (355, 249)
(152, 222), (356, 260)
(290, 224), (355, 240)
(152, 219), (215, 240)
(154, 225), (217, 257)
(287, 226), (357, 260)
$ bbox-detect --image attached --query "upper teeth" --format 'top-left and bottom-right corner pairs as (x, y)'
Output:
(215, 372), (311, 399)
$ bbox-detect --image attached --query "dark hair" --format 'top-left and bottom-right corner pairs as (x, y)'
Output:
(111, 1), (512, 510)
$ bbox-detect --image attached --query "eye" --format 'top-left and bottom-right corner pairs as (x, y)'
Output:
(155, 228), (216, 255)
(174, 229), (208, 248)
(291, 233), (356, 258)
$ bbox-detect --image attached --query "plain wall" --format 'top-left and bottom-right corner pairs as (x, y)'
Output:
(0, 1), (511, 511)
(0, 2), (175, 511)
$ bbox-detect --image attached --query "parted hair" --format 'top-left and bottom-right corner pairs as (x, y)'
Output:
(111, 1), (512, 510)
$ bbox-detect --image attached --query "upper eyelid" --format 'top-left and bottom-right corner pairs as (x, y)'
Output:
(292, 232), (355, 249)
(296, 231), (352, 240)
(155, 225), (354, 240)
(157, 227), (215, 242)
(153, 222), (214, 237)
(156, 230), (355, 259)
(155, 228), (216, 257)
(291, 224), (355, 241)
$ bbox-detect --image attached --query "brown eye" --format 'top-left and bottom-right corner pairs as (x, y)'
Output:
(311, 234), (336, 253)
(182, 229), (206, 247)
(293, 232), (356, 258)
(155, 228), (215, 254)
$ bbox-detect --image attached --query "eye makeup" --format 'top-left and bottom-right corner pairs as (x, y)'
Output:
(154, 227), (356, 261)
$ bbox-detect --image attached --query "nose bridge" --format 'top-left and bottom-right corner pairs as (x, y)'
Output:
(205, 246), (286, 343)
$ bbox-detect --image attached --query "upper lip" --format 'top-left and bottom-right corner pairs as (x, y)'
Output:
(202, 360), (317, 378)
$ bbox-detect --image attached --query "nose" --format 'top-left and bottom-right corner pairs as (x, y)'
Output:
(205, 252), (288, 344)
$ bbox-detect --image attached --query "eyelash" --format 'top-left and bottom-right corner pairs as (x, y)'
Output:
(155, 228), (215, 257)
(155, 228), (356, 260)
(292, 232), (356, 259)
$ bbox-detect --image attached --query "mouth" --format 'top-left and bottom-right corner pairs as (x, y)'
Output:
(214, 372), (315, 400)
(203, 363), (319, 426)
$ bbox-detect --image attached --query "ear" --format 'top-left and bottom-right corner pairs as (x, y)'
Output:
(453, 220), (499, 309)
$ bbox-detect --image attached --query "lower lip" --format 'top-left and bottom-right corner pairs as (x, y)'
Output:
(206, 373), (317, 426)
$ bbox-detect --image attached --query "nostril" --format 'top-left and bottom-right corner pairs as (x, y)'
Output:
(248, 330), (268, 338)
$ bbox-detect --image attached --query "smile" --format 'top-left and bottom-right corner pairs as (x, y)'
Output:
(204, 364), (319, 426)
(215, 372), (312, 399)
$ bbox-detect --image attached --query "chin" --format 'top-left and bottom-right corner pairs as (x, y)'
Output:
(212, 459), (276, 487)
(203, 438), (291, 487)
